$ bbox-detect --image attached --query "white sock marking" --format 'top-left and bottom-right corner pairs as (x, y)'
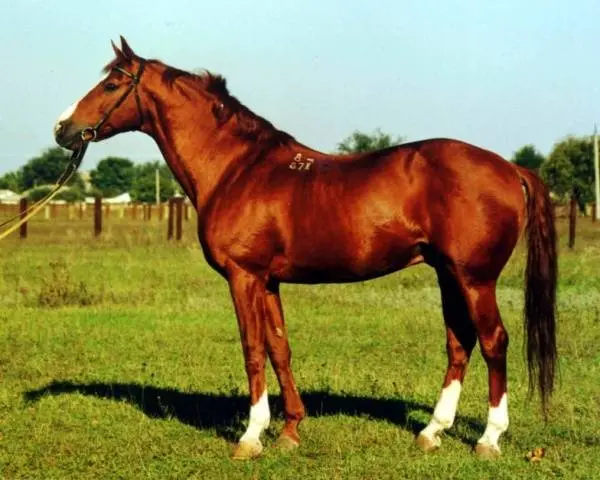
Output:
(420, 380), (462, 441)
(478, 393), (509, 450)
(239, 389), (270, 444)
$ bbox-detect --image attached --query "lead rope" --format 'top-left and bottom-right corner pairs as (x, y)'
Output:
(0, 143), (88, 240)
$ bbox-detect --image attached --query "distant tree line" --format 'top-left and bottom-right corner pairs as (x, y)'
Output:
(0, 147), (176, 203)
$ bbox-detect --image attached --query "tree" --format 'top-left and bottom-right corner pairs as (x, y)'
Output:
(512, 144), (545, 171)
(27, 186), (85, 203)
(90, 157), (135, 198)
(336, 128), (403, 154)
(21, 147), (84, 191)
(541, 136), (595, 249)
(131, 161), (176, 203)
(541, 136), (595, 210)
(0, 170), (24, 192)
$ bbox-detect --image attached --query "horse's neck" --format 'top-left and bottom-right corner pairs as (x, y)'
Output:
(145, 94), (249, 212)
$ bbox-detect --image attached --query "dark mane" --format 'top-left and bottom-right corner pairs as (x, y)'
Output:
(160, 63), (294, 145)
(102, 56), (293, 145)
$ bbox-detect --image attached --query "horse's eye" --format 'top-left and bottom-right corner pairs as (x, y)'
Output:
(104, 82), (118, 92)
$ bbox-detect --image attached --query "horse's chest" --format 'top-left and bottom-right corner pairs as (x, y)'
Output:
(199, 216), (276, 272)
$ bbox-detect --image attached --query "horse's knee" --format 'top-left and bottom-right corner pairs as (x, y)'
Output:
(245, 355), (266, 376)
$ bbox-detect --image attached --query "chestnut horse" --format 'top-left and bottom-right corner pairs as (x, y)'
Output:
(54, 37), (557, 459)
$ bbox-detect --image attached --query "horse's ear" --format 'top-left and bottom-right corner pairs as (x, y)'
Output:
(111, 40), (126, 62)
(120, 35), (136, 59)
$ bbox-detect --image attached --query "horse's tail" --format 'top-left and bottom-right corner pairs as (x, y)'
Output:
(516, 166), (557, 417)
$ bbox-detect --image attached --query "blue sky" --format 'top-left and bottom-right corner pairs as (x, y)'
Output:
(1, 0), (599, 174)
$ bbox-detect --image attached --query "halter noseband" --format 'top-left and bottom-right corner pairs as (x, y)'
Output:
(81, 59), (146, 141)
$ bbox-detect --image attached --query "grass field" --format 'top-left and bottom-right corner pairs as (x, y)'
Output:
(0, 214), (599, 479)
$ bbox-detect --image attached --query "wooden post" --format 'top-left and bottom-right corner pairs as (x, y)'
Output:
(176, 197), (183, 240)
(167, 199), (174, 240)
(155, 168), (160, 206)
(94, 196), (102, 237)
(148, 204), (152, 221)
(79, 202), (84, 219)
(44, 205), (50, 220)
(592, 203), (597, 223)
(568, 196), (576, 249)
(132, 203), (137, 220)
(19, 198), (27, 239)
(159, 203), (164, 221)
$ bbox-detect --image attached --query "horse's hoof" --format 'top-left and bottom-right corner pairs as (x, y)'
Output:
(475, 442), (501, 459)
(415, 433), (440, 453)
(232, 440), (263, 460)
(275, 434), (300, 451)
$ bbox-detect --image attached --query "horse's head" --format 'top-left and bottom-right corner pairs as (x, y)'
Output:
(54, 36), (147, 150)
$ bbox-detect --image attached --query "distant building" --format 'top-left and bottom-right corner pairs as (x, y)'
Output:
(0, 189), (21, 204)
(85, 192), (132, 204)
(79, 171), (92, 192)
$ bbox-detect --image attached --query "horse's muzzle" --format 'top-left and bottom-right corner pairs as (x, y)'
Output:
(54, 120), (83, 150)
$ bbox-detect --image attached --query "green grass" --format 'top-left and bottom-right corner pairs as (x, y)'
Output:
(0, 215), (599, 479)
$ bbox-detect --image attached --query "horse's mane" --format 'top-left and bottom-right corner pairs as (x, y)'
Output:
(104, 56), (294, 146)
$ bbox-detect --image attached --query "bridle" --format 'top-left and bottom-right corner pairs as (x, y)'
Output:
(0, 59), (147, 239)
(80, 59), (146, 142)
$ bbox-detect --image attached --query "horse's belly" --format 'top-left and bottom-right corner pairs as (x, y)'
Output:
(270, 232), (423, 284)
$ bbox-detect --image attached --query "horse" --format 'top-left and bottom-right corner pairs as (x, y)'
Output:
(54, 37), (557, 460)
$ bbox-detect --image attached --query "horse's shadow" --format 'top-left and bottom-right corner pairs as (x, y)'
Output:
(24, 381), (483, 445)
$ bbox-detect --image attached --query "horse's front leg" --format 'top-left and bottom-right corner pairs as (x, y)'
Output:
(227, 266), (270, 460)
(264, 281), (305, 449)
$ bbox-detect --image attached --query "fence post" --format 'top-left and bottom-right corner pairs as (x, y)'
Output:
(132, 203), (137, 220)
(148, 204), (152, 221)
(79, 202), (84, 219)
(167, 198), (174, 240)
(593, 203), (597, 223)
(94, 196), (102, 237)
(159, 203), (164, 221)
(568, 196), (576, 249)
(19, 198), (27, 239)
(176, 197), (183, 240)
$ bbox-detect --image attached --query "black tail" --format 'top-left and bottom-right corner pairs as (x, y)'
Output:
(517, 167), (558, 417)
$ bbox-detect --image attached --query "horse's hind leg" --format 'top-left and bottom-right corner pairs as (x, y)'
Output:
(464, 281), (509, 458)
(417, 268), (477, 451)
(264, 281), (305, 449)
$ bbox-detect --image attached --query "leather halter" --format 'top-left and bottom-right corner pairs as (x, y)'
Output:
(81, 59), (146, 141)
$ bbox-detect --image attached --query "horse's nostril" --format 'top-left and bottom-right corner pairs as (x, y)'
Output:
(54, 121), (64, 137)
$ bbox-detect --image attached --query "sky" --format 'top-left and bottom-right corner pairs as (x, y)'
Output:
(0, 0), (599, 174)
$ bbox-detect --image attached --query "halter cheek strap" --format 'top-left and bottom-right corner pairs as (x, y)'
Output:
(81, 59), (146, 141)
